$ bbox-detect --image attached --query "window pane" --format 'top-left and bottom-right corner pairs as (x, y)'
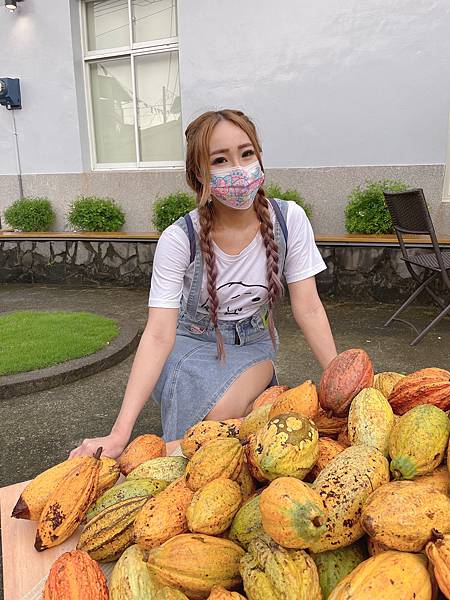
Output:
(132, 0), (177, 44)
(90, 59), (136, 163)
(86, 0), (130, 52)
(135, 51), (183, 162)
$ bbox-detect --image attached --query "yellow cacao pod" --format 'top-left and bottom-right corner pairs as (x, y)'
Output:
(109, 544), (160, 599)
(348, 387), (395, 456)
(118, 434), (166, 475)
(181, 420), (241, 458)
(185, 438), (244, 491)
(12, 455), (118, 521)
(310, 445), (389, 553)
(133, 476), (194, 549)
(234, 460), (256, 502)
(328, 550), (433, 600)
(238, 404), (272, 441)
(426, 532), (450, 599)
(43, 550), (108, 600)
(126, 456), (188, 483)
(240, 534), (321, 600)
(372, 371), (405, 397)
(361, 479), (450, 552)
(259, 477), (326, 549)
(306, 437), (346, 482)
(208, 587), (247, 599)
(187, 478), (242, 535)
(268, 380), (319, 420)
(147, 533), (245, 599)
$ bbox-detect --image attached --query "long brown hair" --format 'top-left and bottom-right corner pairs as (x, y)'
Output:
(185, 109), (284, 360)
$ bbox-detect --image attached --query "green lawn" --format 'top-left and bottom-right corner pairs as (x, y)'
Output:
(0, 311), (119, 376)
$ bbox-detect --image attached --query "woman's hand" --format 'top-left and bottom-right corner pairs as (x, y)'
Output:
(69, 431), (129, 460)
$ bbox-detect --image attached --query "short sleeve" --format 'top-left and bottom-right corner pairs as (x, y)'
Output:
(148, 223), (191, 308)
(283, 202), (326, 284)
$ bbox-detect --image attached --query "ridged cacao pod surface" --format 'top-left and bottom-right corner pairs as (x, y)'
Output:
(126, 456), (188, 483)
(185, 438), (244, 491)
(259, 477), (326, 549)
(43, 550), (108, 600)
(347, 387), (395, 456)
(181, 420), (240, 458)
(318, 348), (374, 417)
(328, 550), (433, 600)
(268, 380), (319, 420)
(372, 371), (405, 398)
(426, 532), (450, 600)
(187, 478), (242, 535)
(147, 533), (245, 600)
(252, 385), (289, 410)
(388, 369), (450, 415)
(388, 404), (450, 479)
(360, 479), (450, 552)
(307, 437), (346, 482)
(238, 404), (272, 441)
(240, 533), (321, 600)
(229, 493), (264, 550)
(109, 544), (160, 599)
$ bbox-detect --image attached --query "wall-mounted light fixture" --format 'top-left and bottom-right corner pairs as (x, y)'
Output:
(5, 0), (24, 13)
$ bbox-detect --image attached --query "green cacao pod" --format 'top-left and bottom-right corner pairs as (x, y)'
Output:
(252, 413), (319, 481)
(389, 404), (450, 479)
(126, 456), (188, 483)
(229, 494), (264, 550)
(110, 544), (160, 599)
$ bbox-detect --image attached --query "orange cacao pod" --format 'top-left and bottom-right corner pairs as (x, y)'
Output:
(312, 408), (347, 439)
(306, 437), (346, 481)
(319, 349), (374, 416)
(43, 550), (108, 599)
(118, 434), (166, 475)
(253, 385), (289, 409)
(388, 369), (450, 415)
(268, 380), (319, 420)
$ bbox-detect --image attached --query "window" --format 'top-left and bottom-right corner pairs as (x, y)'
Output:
(81, 0), (183, 169)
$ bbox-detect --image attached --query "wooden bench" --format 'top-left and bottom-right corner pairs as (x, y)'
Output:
(1, 230), (450, 249)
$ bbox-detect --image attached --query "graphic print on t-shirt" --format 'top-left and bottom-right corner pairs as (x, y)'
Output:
(200, 280), (268, 316)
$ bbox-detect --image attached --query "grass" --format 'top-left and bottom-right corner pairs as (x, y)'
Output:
(0, 310), (119, 376)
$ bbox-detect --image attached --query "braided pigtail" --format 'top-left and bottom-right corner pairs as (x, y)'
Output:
(198, 202), (225, 361)
(254, 192), (284, 347)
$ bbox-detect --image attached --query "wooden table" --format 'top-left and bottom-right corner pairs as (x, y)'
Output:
(0, 481), (82, 600)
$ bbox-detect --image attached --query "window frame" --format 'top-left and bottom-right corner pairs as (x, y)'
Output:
(80, 0), (184, 171)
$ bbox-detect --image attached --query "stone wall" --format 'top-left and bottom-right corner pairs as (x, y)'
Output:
(0, 240), (446, 304)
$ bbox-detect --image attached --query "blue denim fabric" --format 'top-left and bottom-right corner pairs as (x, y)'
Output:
(151, 199), (289, 441)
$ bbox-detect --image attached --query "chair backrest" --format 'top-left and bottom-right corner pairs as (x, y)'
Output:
(383, 188), (447, 275)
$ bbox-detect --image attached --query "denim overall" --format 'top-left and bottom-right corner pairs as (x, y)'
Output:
(152, 198), (289, 441)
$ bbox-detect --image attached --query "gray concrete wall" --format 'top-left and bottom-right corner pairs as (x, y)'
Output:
(1, 165), (449, 235)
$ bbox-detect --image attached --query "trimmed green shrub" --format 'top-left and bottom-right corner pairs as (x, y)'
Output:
(152, 192), (196, 233)
(4, 197), (55, 231)
(345, 179), (410, 234)
(67, 196), (125, 232)
(264, 183), (312, 219)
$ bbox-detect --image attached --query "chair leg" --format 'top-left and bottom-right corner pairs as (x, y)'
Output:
(384, 272), (439, 327)
(410, 302), (450, 346)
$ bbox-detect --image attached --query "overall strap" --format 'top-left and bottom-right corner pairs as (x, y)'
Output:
(184, 213), (196, 264)
(268, 197), (288, 246)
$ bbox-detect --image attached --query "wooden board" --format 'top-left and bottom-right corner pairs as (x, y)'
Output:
(0, 481), (82, 600)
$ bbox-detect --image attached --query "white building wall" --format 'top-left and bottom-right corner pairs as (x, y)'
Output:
(178, 0), (450, 168)
(0, 0), (85, 175)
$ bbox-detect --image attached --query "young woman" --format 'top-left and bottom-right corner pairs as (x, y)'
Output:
(70, 109), (337, 458)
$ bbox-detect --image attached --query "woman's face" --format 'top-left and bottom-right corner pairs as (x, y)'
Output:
(208, 119), (258, 170)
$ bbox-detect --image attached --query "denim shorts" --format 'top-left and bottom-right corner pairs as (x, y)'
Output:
(152, 311), (279, 441)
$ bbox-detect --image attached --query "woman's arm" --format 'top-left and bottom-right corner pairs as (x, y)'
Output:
(69, 307), (179, 458)
(288, 277), (337, 370)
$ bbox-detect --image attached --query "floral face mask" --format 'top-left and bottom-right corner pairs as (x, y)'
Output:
(209, 160), (265, 210)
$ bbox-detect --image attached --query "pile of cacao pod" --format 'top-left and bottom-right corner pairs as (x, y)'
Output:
(11, 348), (450, 599)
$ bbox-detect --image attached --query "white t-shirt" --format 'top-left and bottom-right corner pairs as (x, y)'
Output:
(148, 200), (326, 320)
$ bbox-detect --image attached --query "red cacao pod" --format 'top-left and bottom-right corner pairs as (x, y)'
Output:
(318, 349), (374, 417)
(388, 369), (450, 415)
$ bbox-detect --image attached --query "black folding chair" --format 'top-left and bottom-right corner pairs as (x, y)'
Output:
(383, 188), (450, 345)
